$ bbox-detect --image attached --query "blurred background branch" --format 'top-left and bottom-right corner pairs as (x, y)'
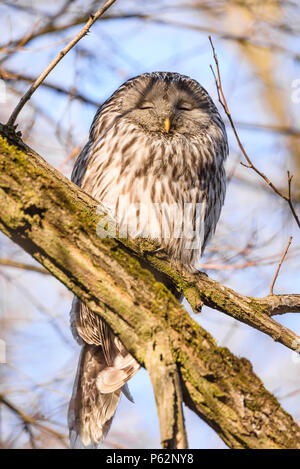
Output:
(0, 0), (299, 449)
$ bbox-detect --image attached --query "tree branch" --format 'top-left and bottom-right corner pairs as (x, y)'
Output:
(129, 248), (300, 352)
(0, 128), (300, 448)
(0, 257), (49, 274)
(3, 12), (299, 64)
(145, 332), (188, 449)
(269, 237), (293, 295)
(209, 36), (300, 229)
(1, 68), (100, 108)
(6, 0), (117, 127)
(0, 394), (68, 447)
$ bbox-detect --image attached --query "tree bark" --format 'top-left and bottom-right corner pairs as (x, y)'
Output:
(0, 127), (300, 449)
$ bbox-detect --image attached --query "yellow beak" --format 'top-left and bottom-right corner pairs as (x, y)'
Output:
(164, 117), (171, 133)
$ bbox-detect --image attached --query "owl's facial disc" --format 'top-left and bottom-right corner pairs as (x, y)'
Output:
(121, 77), (212, 136)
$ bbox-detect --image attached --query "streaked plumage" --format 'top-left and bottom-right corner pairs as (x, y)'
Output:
(69, 72), (228, 448)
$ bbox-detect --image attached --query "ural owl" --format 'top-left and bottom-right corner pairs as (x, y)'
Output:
(69, 72), (228, 448)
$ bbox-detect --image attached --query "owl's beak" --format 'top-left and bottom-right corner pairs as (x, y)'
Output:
(163, 117), (171, 133)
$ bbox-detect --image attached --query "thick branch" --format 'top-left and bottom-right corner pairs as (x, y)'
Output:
(256, 295), (300, 317)
(0, 129), (300, 449)
(128, 249), (300, 352)
(145, 333), (188, 449)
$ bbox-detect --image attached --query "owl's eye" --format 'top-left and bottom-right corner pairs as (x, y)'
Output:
(139, 102), (154, 110)
(177, 103), (192, 111)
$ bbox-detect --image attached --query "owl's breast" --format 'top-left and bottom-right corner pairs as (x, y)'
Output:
(80, 127), (225, 267)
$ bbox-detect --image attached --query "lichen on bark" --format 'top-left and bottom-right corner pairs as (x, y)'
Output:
(1, 129), (300, 449)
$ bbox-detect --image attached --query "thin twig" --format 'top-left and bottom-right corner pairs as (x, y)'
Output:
(24, 422), (37, 449)
(208, 35), (300, 229)
(269, 237), (293, 295)
(0, 258), (50, 274)
(233, 120), (300, 138)
(287, 171), (300, 229)
(6, 0), (117, 127)
(1, 68), (100, 107)
(0, 394), (68, 447)
(7, 66), (300, 139)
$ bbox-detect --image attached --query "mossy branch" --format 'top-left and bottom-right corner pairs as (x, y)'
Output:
(0, 127), (300, 449)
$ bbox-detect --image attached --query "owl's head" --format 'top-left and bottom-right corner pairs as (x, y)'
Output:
(111, 72), (221, 137)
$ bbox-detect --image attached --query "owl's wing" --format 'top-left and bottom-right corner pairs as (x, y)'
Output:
(71, 142), (92, 187)
(201, 150), (227, 255)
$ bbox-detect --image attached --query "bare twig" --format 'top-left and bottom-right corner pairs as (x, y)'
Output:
(208, 36), (300, 229)
(24, 422), (37, 449)
(0, 258), (49, 274)
(6, 0), (117, 127)
(1, 68), (100, 107)
(287, 171), (300, 228)
(57, 146), (81, 172)
(7, 66), (300, 140)
(1, 8), (300, 67)
(0, 394), (68, 448)
(269, 237), (293, 295)
(233, 120), (300, 138)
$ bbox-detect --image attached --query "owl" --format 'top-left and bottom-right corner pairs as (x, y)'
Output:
(68, 72), (228, 448)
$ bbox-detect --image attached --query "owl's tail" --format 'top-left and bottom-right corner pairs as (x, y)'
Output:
(68, 338), (139, 448)
(68, 344), (139, 449)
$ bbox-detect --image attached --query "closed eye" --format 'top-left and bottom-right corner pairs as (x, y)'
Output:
(139, 102), (154, 110)
(177, 103), (192, 111)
